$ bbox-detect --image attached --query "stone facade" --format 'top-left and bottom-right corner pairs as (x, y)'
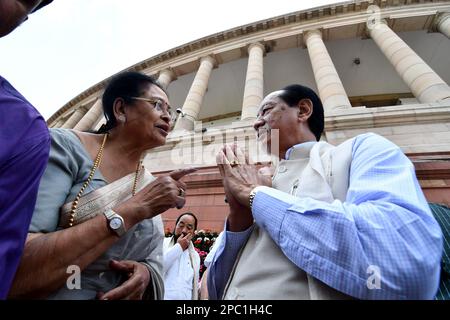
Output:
(47, 0), (450, 231)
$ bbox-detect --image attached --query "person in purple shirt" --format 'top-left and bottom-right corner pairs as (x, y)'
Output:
(0, 0), (53, 299)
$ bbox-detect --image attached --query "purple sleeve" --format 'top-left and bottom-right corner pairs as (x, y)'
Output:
(0, 76), (50, 299)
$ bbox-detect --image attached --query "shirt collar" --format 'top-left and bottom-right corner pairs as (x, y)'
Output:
(285, 141), (317, 160)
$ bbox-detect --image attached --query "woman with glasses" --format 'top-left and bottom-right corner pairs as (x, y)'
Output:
(9, 72), (195, 300)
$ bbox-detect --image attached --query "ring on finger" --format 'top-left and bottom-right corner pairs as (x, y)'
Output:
(230, 160), (239, 167)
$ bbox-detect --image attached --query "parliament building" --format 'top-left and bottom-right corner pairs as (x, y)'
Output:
(47, 0), (450, 231)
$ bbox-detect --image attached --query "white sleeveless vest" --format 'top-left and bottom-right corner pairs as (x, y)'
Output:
(223, 139), (355, 300)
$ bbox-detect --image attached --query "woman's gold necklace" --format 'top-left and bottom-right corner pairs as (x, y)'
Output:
(68, 133), (142, 227)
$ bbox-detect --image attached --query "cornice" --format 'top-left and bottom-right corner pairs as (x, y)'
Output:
(47, 0), (450, 124)
(325, 102), (450, 130)
(414, 160), (450, 180)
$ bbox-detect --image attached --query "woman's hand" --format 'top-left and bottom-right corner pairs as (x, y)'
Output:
(117, 168), (196, 224)
(97, 260), (150, 300)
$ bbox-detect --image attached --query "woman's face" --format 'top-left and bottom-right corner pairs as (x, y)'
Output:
(123, 84), (172, 149)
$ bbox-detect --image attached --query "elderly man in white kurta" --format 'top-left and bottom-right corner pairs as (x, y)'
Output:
(208, 84), (442, 300)
(163, 212), (200, 300)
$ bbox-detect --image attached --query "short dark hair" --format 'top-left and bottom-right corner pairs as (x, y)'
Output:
(174, 212), (198, 232)
(278, 84), (324, 141)
(98, 71), (165, 133)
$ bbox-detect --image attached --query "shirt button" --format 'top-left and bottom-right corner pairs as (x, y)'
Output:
(278, 165), (287, 173)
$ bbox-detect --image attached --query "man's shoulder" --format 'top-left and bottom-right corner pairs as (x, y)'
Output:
(341, 132), (380, 144)
(163, 236), (173, 245)
(344, 132), (406, 166)
(340, 132), (398, 152)
(353, 132), (398, 149)
(163, 236), (177, 250)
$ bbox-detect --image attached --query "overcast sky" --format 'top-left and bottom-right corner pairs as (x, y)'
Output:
(0, 0), (340, 119)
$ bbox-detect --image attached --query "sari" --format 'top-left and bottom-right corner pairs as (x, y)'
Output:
(30, 129), (164, 300)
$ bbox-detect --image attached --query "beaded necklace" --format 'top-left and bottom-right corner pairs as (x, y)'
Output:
(68, 133), (142, 227)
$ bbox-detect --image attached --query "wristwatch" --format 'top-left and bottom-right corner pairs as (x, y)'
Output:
(249, 186), (265, 210)
(104, 209), (126, 237)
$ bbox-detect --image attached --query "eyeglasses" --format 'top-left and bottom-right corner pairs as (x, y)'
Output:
(128, 96), (177, 122)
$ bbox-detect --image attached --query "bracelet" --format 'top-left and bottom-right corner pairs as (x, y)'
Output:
(249, 186), (264, 210)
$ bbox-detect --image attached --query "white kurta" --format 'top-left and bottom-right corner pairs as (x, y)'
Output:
(163, 237), (200, 300)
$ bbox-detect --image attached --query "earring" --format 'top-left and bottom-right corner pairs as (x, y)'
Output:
(117, 115), (126, 123)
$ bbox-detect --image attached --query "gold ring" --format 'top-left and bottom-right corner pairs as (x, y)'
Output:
(179, 188), (185, 197)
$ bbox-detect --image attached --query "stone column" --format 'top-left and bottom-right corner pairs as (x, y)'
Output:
(157, 68), (176, 89)
(61, 106), (87, 129)
(93, 115), (106, 131)
(370, 20), (450, 102)
(52, 117), (66, 128)
(304, 29), (352, 114)
(241, 42), (265, 120)
(73, 99), (104, 131)
(174, 55), (216, 131)
(435, 13), (450, 38)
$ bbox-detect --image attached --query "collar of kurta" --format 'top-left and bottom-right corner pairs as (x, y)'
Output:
(285, 141), (317, 160)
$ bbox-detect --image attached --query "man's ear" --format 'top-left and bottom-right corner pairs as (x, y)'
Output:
(297, 99), (313, 121)
(112, 97), (126, 122)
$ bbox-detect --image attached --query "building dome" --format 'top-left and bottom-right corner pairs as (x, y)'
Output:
(48, 0), (450, 230)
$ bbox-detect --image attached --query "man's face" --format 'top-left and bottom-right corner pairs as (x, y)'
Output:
(0, 0), (44, 37)
(253, 91), (300, 157)
(174, 215), (196, 238)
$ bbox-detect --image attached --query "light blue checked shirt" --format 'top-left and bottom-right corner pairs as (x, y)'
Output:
(208, 133), (443, 300)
